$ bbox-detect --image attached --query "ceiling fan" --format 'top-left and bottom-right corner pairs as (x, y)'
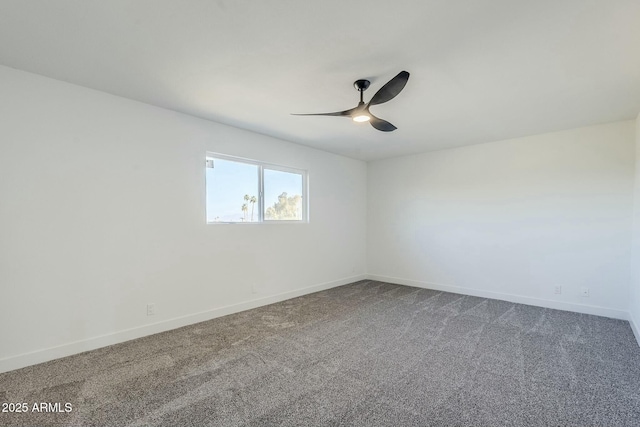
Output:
(292, 71), (410, 132)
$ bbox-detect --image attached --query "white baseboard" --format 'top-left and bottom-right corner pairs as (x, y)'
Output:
(629, 311), (640, 347)
(0, 274), (366, 374)
(367, 274), (629, 320)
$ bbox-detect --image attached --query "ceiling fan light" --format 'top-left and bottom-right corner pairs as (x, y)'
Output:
(353, 114), (370, 122)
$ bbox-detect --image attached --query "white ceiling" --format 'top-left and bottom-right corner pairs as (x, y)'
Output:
(1, 0), (639, 161)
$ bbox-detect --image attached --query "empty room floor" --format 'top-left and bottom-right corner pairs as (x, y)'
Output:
(1, 280), (639, 426)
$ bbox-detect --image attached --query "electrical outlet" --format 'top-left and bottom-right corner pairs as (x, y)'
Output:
(554, 286), (562, 295)
(146, 303), (156, 316)
(580, 287), (589, 297)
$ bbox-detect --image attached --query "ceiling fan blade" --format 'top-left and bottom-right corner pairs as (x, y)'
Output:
(369, 114), (397, 132)
(291, 107), (356, 117)
(368, 71), (410, 106)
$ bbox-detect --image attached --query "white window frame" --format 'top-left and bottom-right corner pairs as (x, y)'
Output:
(206, 152), (308, 224)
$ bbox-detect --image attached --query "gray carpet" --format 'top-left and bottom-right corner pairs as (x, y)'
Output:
(1, 280), (640, 426)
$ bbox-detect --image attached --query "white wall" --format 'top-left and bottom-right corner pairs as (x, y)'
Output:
(630, 113), (640, 342)
(368, 121), (636, 318)
(0, 65), (367, 373)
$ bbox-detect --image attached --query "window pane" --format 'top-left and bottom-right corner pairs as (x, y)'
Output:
(206, 158), (259, 222)
(264, 169), (303, 221)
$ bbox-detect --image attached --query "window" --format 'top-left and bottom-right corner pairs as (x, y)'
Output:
(206, 154), (307, 223)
